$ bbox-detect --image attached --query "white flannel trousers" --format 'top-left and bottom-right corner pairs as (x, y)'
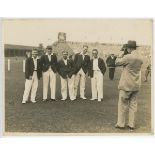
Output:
(22, 71), (38, 102)
(43, 69), (56, 100)
(91, 70), (103, 99)
(60, 75), (75, 100)
(74, 69), (86, 98)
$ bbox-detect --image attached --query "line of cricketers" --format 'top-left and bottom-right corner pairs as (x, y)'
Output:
(22, 45), (106, 104)
(22, 40), (144, 131)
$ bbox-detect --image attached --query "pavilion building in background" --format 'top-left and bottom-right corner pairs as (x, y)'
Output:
(4, 44), (44, 57)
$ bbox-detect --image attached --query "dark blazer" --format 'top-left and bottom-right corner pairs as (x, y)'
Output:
(25, 57), (42, 80)
(106, 56), (117, 67)
(40, 54), (57, 73)
(57, 59), (75, 79)
(88, 58), (106, 78)
(74, 53), (90, 74)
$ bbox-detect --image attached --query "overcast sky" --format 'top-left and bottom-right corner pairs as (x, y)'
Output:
(2, 19), (153, 46)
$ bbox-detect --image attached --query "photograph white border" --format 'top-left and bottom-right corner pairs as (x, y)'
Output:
(0, 0), (155, 155)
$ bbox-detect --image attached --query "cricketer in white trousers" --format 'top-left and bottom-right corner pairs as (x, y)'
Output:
(22, 71), (38, 102)
(91, 70), (103, 100)
(60, 75), (75, 100)
(74, 69), (86, 98)
(43, 68), (56, 100)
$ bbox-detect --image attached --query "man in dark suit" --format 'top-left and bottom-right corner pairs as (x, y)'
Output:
(89, 49), (106, 102)
(40, 45), (57, 102)
(106, 54), (117, 80)
(74, 45), (90, 99)
(57, 51), (76, 101)
(22, 49), (42, 104)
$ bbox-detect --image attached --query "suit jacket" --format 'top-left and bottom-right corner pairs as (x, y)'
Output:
(106, 56), (117, 67)
(57, 59), (75, 79)
(88, 58), (106, 78)
(74, 53), (90, 74)
(25, 57), (42, 80)
(115, 52), (143, 91)
(40, 54), (57, 73)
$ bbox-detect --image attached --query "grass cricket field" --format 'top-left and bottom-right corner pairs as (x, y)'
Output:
(4, 57), (152, 134)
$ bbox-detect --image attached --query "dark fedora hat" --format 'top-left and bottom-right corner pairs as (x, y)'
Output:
(46, 45), (52, 50)
(126, 40), (138, 49)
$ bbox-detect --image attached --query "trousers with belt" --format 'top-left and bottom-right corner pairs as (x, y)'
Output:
(91, 70), (103, 99)
(22, 71), (38, 102)
(43, 68), (56, 100)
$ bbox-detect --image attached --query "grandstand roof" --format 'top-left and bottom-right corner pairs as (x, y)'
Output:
(5, 44), (38, 50)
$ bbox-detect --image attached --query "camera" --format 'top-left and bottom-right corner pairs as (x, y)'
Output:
(123, 48), (128, 55)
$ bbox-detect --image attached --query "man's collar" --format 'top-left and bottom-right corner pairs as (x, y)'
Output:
(80, 51), (87, 55)
(46, 53), (54, 56)
(93, 57), (99, 60)
(32, 56), (39, 60)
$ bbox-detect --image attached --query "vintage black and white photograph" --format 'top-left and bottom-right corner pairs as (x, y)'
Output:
(2, 19), (153, 135)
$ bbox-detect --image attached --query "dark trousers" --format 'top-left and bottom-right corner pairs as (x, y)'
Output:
(109, 67), (115, 80)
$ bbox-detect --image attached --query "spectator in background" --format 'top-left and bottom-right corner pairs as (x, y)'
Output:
(144, 64), (151, 82)
(106, 54), (117, 80)
(22, 49), (42, 104)
(144, 55), (151, 82)
(115, 41), (143, 131)
(89, 49), (106, 102)
(74, 45), (90, 100)
(57, 51), (76, 101)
